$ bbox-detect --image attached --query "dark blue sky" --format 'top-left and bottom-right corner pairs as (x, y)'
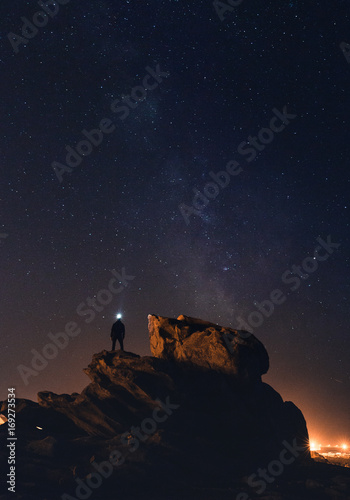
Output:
(0, 0), (349, 444)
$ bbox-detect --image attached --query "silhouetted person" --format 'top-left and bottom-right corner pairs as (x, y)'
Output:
(111, 318), (125, 351)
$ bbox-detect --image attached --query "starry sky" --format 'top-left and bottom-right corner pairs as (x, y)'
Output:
(0, 0), (349, 444)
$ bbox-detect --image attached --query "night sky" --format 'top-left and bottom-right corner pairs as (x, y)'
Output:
(0, 0), (349, 445)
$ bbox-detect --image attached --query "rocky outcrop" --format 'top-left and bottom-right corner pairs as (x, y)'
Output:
(1, 314), (349, 499)
(37, 351), (176, 437)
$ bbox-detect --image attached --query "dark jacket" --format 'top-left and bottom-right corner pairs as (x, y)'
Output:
(111, 320), (125, 339)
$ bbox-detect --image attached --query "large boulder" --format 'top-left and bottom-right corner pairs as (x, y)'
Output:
(148, 314), (269, 386)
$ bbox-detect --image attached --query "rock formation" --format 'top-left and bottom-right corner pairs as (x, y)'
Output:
(1, 314), (349, 500)
(148, 313), (269, 383)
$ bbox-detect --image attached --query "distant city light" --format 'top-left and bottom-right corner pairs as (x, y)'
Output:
(36, 426), (43, 430)
(310, 441), (321, 451)
(309, 441), (348, 454)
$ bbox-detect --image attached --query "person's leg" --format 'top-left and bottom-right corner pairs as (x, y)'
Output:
(112, 338), (116, 350)
(118, 336), (124, 351)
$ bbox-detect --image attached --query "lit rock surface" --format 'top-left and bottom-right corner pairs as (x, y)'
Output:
(148, 313), (269, 384)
